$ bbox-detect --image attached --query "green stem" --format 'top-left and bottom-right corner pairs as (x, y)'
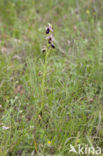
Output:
(41, 47), (50, 111)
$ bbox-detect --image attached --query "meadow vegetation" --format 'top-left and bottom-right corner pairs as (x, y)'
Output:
(0, 0), (103, 155)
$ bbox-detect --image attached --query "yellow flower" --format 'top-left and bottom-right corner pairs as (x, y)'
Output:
(86, 10), (90, 15)
(48, 141), (51, 145)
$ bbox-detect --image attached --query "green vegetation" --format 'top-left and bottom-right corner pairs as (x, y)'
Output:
(0, 0), (103, 155)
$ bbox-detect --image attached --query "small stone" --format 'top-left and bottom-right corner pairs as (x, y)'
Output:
(2, 126), (10, 130)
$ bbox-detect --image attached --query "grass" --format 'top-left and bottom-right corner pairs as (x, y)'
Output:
(0, 0), (103, 155)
